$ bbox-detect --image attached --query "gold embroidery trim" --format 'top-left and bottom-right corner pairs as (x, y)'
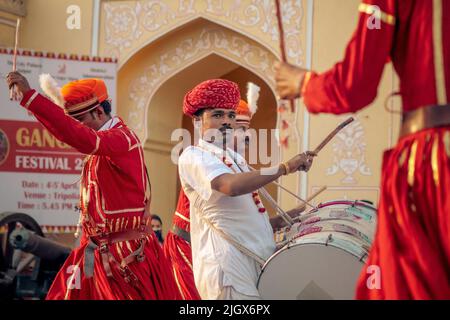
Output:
(176, 244), (193, 270)
(431, 135), (440, 187)
(25, 91), (39, 109)
(408, 141), (418, 187)
(359, 3), (396, 26)
(173, 266), (186, 300)
(175, 211), (190, 223)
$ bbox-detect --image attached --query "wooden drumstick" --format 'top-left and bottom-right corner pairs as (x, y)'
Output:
(274, 0), (295, 113)
(247, 164), (316, 209)
(292, 186), (327, 221)
(10, 18), (20, 101)
(307, 186), (327, 202)
(270, 180), (316, 209)
(258, 187), (294, 226)
(235, 162), (294, 226)
(313, 117), (354, 154)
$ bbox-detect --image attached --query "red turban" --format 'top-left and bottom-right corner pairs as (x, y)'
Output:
(183, 79), (240, 117)
(61, 78), (108, 117)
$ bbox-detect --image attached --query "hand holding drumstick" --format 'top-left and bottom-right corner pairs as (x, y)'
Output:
(281, 118), (354, 175)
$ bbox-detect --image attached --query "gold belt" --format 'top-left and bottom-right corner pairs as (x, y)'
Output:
(400, 104), (450, 139)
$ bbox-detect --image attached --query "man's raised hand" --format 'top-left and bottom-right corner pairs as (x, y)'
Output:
(6, 71), (31, 98)
(274, 61), (308, 100)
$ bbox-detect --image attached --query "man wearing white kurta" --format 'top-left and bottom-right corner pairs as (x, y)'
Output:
(179, 138), (276, 299)
(178, 79), (315, 299)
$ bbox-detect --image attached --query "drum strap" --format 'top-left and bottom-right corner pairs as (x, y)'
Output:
(201, 215), (266, 267)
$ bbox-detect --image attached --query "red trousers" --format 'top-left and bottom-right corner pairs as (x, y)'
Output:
(163, 231), (201, 300)
(46, 233), (181, 300)
(356, 127), (450, 299)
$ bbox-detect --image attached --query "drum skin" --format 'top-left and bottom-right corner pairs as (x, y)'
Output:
(258, 200), (377, 300)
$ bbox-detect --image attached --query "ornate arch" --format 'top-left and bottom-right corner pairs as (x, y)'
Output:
(112, 14), (305, 213)
(124, 24), (288, 141)
(101, 0), (305, 69)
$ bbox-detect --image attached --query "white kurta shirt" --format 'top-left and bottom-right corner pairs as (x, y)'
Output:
(178, 139), (276, 299)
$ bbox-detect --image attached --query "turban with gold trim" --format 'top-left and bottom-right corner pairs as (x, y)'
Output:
(235, 82), (260, 126)
(61, 78), (108, 117)
(236, 100), (251, 126)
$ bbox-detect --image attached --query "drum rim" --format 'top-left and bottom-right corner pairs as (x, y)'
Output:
(316, 199), (377, 211)
(265, 232), (368, 268)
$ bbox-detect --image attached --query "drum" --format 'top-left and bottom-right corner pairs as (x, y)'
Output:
(258, 200), (377, 300)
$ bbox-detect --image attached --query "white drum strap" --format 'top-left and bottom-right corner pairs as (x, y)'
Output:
(201, 216), (266, 267)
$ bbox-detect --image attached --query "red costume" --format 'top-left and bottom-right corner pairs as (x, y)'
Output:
(302, 0), (450, 299)
(163, 189), (201, 300)
(20, 79), (180, 300)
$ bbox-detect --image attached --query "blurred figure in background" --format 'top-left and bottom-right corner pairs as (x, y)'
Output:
(151, 214), (164, 245)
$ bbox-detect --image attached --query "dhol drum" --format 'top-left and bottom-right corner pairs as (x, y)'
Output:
(258, 200), (377, 300)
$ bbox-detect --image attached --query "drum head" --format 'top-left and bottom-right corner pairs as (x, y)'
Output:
(257, 242), (364, 300)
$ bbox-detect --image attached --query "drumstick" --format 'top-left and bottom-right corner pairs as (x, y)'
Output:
(307, 186), (327, 201)
(233, 158), (294, 225)
(274, 0), (295, 113)
(270, 179), (316, 209)
(247, 164), (316, 209)
(292, 186), (327, 220)
(313, 117), (354, 154)
(10, 18), (20, 101)
(258, 187), (294, 226)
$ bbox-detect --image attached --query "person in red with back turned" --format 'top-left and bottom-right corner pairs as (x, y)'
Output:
(274, 0), (450, 300)
(6, 72), (181, 300)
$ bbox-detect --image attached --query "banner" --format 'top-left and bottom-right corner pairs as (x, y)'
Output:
(0, 48), (117, 229)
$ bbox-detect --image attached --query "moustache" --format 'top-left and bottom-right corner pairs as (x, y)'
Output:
(219, 126), (233, 133)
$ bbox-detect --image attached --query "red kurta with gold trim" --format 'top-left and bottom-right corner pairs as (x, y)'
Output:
(163, 189), (201, 300)
(302, 0), (450, 299)
(20, 89), (180, 300)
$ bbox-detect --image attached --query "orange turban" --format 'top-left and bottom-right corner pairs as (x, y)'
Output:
(236, 100), (252, 126)
(61, 78), (108, 117)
